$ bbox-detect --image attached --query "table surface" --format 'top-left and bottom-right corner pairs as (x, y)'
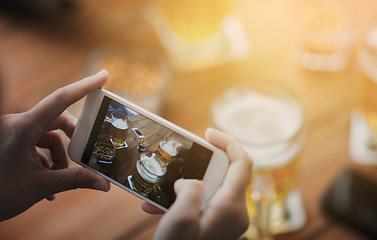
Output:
(1, 0), (377, 239)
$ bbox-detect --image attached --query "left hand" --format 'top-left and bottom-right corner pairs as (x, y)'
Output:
(0, 70), (111, 222)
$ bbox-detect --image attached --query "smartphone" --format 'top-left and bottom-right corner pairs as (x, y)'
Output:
(321, 168), (377, 238)
(68, 89), (229, 211)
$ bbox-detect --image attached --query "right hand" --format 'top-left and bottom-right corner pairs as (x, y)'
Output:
(145, 128), (253, 240)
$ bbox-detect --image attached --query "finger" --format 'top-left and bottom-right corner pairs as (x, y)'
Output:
(37, 131), (69, 170)
(221, 158), (252, 198)
(46, 195), (56, 201)
(141, 202), (165, 215)
(205, 128), (250, 163)
(154, 179), (203, 240)
(45, 111), (77, 139)
(41, 167), (111, 196)
(28, 69), (108, 129)
(37, 148), (51, 169)
(205, 128), (253, 197)
(37, 149), (63, 201)
(169, 179), (203, 216)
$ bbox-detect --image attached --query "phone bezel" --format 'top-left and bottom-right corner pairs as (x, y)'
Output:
(68, 89), (229, 211)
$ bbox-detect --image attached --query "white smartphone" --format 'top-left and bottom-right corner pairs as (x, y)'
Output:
(68, 89), (229, 211)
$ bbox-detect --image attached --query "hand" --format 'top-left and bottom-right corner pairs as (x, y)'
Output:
(0, 70), (111, 222)
(148, 128), (253, 240)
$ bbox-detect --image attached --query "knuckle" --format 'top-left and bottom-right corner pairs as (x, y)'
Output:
(73, 169), (83, 189)
(244, 156), (253, 170)
(52, 88), (69, 109)
(1, 113), (33, 139)
(171, 214), (199, 236)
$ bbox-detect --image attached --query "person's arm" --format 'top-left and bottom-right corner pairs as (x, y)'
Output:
(0, 70), (110, 222)
(147, 128), (253, 240)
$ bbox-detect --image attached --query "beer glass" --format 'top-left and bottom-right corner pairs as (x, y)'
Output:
(131, 153), (167, 196)
(137, 136), (149, 152)
(145, 0), (250, 71)
(109, 112), (129, 149)
(296, 0), (356, 72)
(210, 85), (306, 238)
(349, 24), (377, 165)
(155, 139), (180, 167)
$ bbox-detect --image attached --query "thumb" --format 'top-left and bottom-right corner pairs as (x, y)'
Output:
(41, 168), (110, 196)
(154, 179), (203, 240)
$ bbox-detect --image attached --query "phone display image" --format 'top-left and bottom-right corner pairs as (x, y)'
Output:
(81, 97), (214, 209)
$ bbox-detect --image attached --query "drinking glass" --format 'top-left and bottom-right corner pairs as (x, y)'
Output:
(295, 0), (356, 72)
(109, 112), (129, 149)
(131, 153), (167, 197)
(144, 0), (250, 71)
(349, 23), (377, 165)
(210, 85), (306, 238)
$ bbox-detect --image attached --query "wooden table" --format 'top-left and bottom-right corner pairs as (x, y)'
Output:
(1, 0), (377, 239)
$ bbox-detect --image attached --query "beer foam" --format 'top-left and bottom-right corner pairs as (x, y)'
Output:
(161, 140), (179, 156)
(111, 118), (128, 129)
(213, 90), (304, 169)
(214, 91), (302, 144)
(140, 156), (164, 176)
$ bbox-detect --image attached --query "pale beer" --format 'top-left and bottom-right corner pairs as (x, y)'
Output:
(132, 153), (166, 196)
(109, 112), (129, 148)
(155, 140), (179, 167)
(211, 86), (305, 235)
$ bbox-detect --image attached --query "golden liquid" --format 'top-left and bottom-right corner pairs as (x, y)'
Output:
(300, 0), (351, 54)
(246, 154), (301, 227)
(356, 61), (377, 134)
(131, 167), (155, 197)
(132, 160), (163, 196)
(156, 0), (229, 42)
(110, 122), (128, 147)
(155, 144), (176, 167)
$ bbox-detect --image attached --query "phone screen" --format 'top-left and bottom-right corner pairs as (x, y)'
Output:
(81, 96), (213, 209)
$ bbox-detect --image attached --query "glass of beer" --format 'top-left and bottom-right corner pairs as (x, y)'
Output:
(295, 0), (356, 72)
(109, 112), (129, 149)
(155, 139), (180, 167)
(210, 85), (306, 238)
(144, 0), (250, 71)
(131, 153), (167, 196)
(137, 136), (149, 152)
(349, 23), (377, 165)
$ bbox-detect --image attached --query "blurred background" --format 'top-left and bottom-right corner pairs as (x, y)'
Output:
(1, 0), (377, 239)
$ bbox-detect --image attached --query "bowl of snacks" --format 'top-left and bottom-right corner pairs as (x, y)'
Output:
(92, 142), (116, 164)
(83, 46), (170, 114)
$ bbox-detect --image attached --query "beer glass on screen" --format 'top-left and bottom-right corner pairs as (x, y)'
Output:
(109, 112), (129, 149)
(210, 85), (306, 238)
(349, 23), (377, 165)
(155, 139), (180, 167)
(131, 153), (167, 197)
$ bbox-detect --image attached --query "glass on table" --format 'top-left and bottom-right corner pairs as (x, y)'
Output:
(109, 112), (129, 149)
(210, 85), (306, 239)
(144, 0), (250, 71)
(295, 0), (356, 72)
(131, 153), (167, 197)
(83, 46), (170, 114)
(349, 22), (377, 165)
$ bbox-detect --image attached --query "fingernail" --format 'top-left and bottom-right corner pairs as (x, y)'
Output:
(95, 69), (108, 77)
(93, 180), (108, 191)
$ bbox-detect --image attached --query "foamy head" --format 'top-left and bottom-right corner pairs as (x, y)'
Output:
(160, 140), (179, 156)
(111, 118), (129, 130)
(212, 89), (304, 168)
(139, 154), (166, 179)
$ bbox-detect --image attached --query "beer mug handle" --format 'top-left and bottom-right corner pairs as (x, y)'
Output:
(251, 174), (276, 240)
